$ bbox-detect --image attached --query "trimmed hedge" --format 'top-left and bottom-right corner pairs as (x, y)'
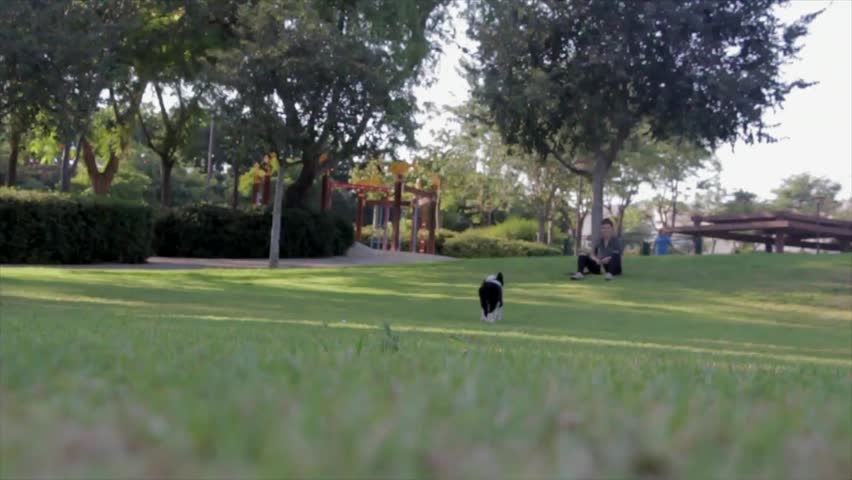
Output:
(477, 217), (538, 241)
(443, 234), (561, 258)
(152, 205), (354, 258)
(359, 223), (564, 258)
(0, 189), (153, 264)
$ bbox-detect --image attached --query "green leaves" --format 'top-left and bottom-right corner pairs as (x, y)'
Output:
(771, 173), (842, 215)
(467, 0), (820, 155)
(212, 0), (448, 206)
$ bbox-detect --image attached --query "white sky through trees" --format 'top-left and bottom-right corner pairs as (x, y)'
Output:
(414, 0), (852, 201)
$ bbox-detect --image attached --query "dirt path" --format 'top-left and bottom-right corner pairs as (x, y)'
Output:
(64, 243), (456, 269)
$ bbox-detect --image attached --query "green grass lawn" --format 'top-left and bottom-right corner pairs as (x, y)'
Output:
(2, 254), (851, 478)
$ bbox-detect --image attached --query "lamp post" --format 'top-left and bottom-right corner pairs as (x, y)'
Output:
(815, 195), (826, 254)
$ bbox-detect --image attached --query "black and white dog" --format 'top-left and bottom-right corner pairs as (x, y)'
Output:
(479, 272), (504, 323)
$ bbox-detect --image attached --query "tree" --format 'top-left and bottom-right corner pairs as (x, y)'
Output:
(771, 173), (842, 215)
(552, 176), (592, 255)
(717, 189), (766, 215)
(3, 1), (232, 195)
(522, 156), (572, 244)
(212, 96), (278, 210)
(834, 198), (852, 221)
(71, 143), (155, 202)
(79, 109), (136, 196)
(603, 132), (667, 236)
(137, 84), (204, 206)
(690, 160), (725, 216)
(647, 142), (715, 228)
(0, 1), (73, 186)
(422, 104), (524, 227)
(269, 153), (285, 267)
(215, 0), (449, 209)
(50, 1), (147, 196)
(134, 1), (239, 206)
(466, 0), (820, 244)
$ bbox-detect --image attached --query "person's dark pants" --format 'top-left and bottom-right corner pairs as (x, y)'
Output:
(577, 254), (622, 275)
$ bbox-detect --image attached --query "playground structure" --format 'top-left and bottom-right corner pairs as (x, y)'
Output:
(250, 156), (274, 206)
(319, 162), (439, 254)
(672, 211), (852, 253)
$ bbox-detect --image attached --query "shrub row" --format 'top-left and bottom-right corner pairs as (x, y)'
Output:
(360, 222), (562, 258)
(442, 234), (562, 258)
(153, 205), (354, 259)
(0, 189), (153, 264)
(360, 225), (457, 255)
(476, 217), (539, 241)
(0, 189), (353, 264)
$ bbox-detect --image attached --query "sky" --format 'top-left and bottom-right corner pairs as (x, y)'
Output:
(413, 0), (852, 202)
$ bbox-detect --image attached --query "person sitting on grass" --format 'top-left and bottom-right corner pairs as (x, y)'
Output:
(571, 218), (623, 281)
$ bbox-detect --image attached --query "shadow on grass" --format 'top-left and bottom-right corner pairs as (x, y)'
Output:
(4, 290), (850, 368)
(3, 255), (850, 366)
(149, 312), (852, 368)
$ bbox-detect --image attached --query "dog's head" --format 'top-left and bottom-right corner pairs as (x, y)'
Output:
(486, 272), (504, 286)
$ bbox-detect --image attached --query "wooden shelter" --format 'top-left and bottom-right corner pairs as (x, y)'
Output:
(319, 169), (438, 254)
(672, 211), (852, 253)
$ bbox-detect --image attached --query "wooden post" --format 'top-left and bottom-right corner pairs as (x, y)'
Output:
(774, 232), (786, 254)
(692, 218), (703, 255)
(410, 199), (418, 253)
(391, 175), (402, 251)
(427, 191), (437, 254)
(417, 198), (428, 253)
(320, 173), (331, 212)
(371, 204), (379, 249)
(383, 201), (390, 250)
(434, 187), (441, 230)
(252, 168), (261, 206)
(355, 192), (365, 242)
(261, 167), (271, 205)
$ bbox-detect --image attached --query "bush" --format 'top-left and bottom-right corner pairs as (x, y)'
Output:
(440, 210), (472, 232)
(442, 234), (561, 258)
(152, 205), (353, 258)
(0, 188), (153, 264)
(478, 217), (539, 241)
(399, 228), (457, 254)
(360, 226), (457, 255)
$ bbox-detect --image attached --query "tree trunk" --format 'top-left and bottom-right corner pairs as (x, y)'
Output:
(60, 138), (73, 192)
(615, 199), (632, 237)
(574, 177), (584, 255)
(69, 135), (82, 180)
(575, 213), (586, 256)
(540, 188), (556, 245)
(547, 220), (553, 245)
(284, 153), (318, 209)
(537, 213), (547, 244)
(590, 157), (607, 247)
(6, 125), (21, 186)
(80, 138), (120, 195)
(206, 117), (214, 186)
(670, 180), (679, 229)
(160, 160), (174, 207)
(269, 168), (286, 267)
(435, 191), (441, 230)
(231, 160), (239, 210)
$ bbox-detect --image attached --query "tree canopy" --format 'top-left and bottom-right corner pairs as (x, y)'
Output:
(465, 0), (820, 242)
(214, 0), (449, 207)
